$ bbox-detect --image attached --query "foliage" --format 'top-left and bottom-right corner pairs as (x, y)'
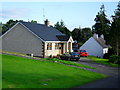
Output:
(2, 19), (19, 35)
(103, 53), (110, 59)
(44, 58), (95, 69)
(109, 1), (120, 55)
(92, 4), (110, 42)
(71, 27), (82, 43)
(1, 19), (38, 35)
(88, 56), (120, 67)
(81, 27), (92, 43)
(92, 2), (120, 55)
(109, 55), (120, 64)
(54, 20), (71, 36)
(71, 27), (92, 44)
(0, 22), (3, 35)
(2, 54), (106, 88)
(30, 20), (37, 23)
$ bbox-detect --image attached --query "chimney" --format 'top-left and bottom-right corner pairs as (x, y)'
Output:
(100, 34), (106, 43)
(93, 33), (98, 39)
(44, 19), (50, 26)
(100, 34), (104, 39)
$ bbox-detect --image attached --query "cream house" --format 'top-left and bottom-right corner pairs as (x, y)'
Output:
(0, 20), (73, 57)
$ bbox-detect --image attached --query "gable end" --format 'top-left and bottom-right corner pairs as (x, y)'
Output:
(0, 22), (45, 42)
(19, 22), (45, 42)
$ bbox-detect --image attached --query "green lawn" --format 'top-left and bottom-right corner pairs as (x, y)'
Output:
(2, 54), (106, 88)
(0, 54), (2, 89)
(2, 51), (95, 69)
(43, 58), (95, 69)
(88, 56), (120, 67)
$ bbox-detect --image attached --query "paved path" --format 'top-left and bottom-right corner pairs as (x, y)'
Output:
(72, 57), (120, 88)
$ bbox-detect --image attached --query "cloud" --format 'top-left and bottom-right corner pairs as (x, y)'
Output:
(0, 8), (30, 18)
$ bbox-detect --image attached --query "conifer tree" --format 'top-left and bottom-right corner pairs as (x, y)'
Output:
(110, 2), (120, 55)
(92, 4), (110, 41)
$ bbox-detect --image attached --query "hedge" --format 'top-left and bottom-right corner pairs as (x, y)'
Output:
(109, 55), (120, 64)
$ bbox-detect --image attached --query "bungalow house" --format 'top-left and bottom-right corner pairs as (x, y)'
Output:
(79, 33), (109, 58)
(0, 20), (73, 57)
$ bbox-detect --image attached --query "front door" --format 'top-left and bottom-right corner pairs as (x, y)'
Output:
(59, 43), (63, 54)
(68, 42), (71, 52)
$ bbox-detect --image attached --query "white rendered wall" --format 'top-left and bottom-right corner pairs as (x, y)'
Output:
(45, 43), (59, 56)
(103, 48), (108, 54)
(80, 37), (104, 58)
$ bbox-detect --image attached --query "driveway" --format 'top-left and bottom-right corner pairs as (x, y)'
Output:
(72, 57), (120, 88)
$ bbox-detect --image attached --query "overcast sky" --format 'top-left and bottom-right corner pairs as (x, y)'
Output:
(0, 1), (119, 30)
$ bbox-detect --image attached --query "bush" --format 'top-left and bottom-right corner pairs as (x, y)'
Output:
(49, 55), (52, 58)
(109, 55), (120, 64)
(103, 53), (110, 59)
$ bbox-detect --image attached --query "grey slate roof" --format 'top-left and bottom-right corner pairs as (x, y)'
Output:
(20, 21), (69, 41)
(93, 37), (108, 48)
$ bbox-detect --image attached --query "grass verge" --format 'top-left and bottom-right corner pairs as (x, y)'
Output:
(88, 56), (120, 67)
(1, 51), (95, 69)
(43, 58), (95, 69)
(2, 54), (106, 88)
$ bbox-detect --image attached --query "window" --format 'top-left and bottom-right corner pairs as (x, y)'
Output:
(47, 43), (52, 50)
(55, 43), (59, 50)
(55, 43), (61, 50)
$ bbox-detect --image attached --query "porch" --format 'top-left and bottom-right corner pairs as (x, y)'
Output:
(44, 42), (73, 57)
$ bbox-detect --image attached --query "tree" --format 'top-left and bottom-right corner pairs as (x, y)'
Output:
(54, 20), (71, 36)
(81, 27), (92, 43)
(0, 22), (3, 35)
(30, 20), (37, 23)
(71, 27), (82, 43)
(1, 19), (38, 35)
(109, 1), (120, 56)
(2, 19), (18, 35)
(92, 4), (110, 42)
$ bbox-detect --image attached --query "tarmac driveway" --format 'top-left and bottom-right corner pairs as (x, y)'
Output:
(72, 57), (120, 88)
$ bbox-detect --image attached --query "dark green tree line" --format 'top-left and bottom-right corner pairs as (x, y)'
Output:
(109, 1), (120, 55)
(2, 19), (19, 35)
(0, 19), (38, 35)
(54, 20), (92, 45)
(81, 27), (92, 43)
(71, 27), (81, 43)
(54, 20), (71, 36)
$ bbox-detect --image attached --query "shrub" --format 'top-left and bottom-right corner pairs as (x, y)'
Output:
(103, 53), (110, 59)
(49, 55), (52, 58)
(109, 55), (120, 64)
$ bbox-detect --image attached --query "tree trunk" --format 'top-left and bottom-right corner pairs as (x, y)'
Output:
(116, 38), (119, 56)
